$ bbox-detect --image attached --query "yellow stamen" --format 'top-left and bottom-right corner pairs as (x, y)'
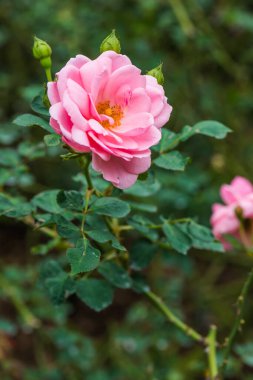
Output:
(105, 108), (112, 116)
(96, 100), (123, 129)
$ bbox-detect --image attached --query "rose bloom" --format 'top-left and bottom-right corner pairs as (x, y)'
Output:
(211, 176), (253, 250)
(47, 51), (172, 189)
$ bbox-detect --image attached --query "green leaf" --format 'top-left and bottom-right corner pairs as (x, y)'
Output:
(154, 129), (179, 152)
(124, 174), (160, 197)
(85, 229), (125, 251)
(67, 243), (101, 275)
(0, 194), (34, 218)
(0, 193), (16, 213)
(235, 343), (253, 367)
(129, 215), (159, 241)
(90, 197), (130, 218)
(162, 223), (192, 254)
(40, 260), (75, 304)
(181, 120), (231, 141)
(157, 121), (231, 153)
(98, 262), (132, 289)
(76, 279), (114, 311)
(128, 201), (157, 213)
(32, 190), (62, 213)
(130, 241), (157, 270)
(5, 202), (34, 218)
(192, 120), (232, 139)
(44, 133), (61, 146)
(131, 274), (150, 294)
(57, 190), (84, 211)
(0, 148), (20, 167)
(154, 151), (190, 171)
(186, 221), (224, 252)
(55, 216), (81, 240)
(31, 94), (50, 116)
(13, 113), (53, 133)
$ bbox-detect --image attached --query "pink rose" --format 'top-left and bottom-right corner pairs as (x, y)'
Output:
(47, 51), (172, 189)
(210, 176), (253, 250)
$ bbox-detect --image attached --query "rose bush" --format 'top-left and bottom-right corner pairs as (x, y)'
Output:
(48, 51), (172, 189)
(2, 31), (246, 380)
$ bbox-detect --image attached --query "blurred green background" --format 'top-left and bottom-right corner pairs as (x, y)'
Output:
(1, 1), (253, 379)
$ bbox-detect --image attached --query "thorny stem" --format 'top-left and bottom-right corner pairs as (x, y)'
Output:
(81, 188), (93, 239)
(82, 157), (93, 190)
(145, 291), (222, 379)
(145, 290), (205, 343)
(118, 218), (192, 232)
(221, 266), (253, 374)
(207, 325), (219, 380)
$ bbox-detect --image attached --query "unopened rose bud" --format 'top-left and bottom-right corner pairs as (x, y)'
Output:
(147, 63), (164, 85)
(33, 36), (52, 81)
(100, 30), (121, 54)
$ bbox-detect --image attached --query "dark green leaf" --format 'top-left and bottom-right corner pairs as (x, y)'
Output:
(55, 216), (81, 240)
(76, 279), (114, 311)
(130, 241), (157, 270)
(156, 129), (179, 152)
(154, 151), (190, 171)
(124, 174), (160, 197)
(235, 343), (253, 367)
(0, 194), (34, 218)
(162, 223), (192, 254)
(5, 202), (34, 218)
(187, 221), (224, 252)
(67, 243), (101, 275)
(40, 260), (75, 305)
(85, 229), (126, 251)
(13, 113), (53, 133)
(98, 262), (132, 289)
(192, 120), (232, 139)
(91, 197), (130, 218)
(180, 121), (231, 142)
(128, 215), (159, 241)
(57, 190), (84, 211)
(32, 190), (62, 213)
(31, 94), (50, 116)
(128, 201), (157, 213)
(131, 274), (150, 294)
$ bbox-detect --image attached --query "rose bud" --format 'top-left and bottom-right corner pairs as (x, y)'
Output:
(100, 30), (121, 54)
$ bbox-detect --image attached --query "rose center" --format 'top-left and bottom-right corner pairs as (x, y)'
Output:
(96, 100), (123, 129)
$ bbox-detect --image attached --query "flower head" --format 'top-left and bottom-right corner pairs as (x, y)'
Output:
(47, 51), (172, 188)
(210, 176), (253, 250)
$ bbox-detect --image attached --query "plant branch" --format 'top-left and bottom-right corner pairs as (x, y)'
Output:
(221, 266), (253, 374)
(145, 290), (205, 343)
(207, 325), (219, 380)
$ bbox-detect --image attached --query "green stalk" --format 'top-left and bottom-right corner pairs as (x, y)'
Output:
(207, 325), (219, 379)
(145, 290), (205, 343)
(221, 267), (253, 374)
